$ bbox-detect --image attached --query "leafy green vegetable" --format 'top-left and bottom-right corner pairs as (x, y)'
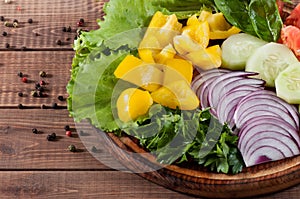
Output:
(214, 0), (283, 42)
(123, 106), (244, 174)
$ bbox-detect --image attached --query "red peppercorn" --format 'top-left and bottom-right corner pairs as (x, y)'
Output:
(77, 21), (83, 27)
(40, 80), (46, 85)
(21, 77), (28, 83)
(66, 131), (72, 137)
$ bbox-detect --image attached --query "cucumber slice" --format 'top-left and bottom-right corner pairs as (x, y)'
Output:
(275, 62), (300, 104)
(246, 42), (299, 87)
(221, 33), (267, 70)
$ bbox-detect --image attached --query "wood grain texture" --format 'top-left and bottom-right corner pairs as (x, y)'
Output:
(0, 109), (108, 169)
(0, 171), (193, 199)
(0, 51), (73, 107)
(0, 0), (105, 50)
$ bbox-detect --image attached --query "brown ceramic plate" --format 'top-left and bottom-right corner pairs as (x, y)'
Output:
(87, 2), (300, 198)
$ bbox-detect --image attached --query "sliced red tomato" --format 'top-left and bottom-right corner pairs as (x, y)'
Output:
(285, 4), (300, 28)
(281, 25), (300, 60)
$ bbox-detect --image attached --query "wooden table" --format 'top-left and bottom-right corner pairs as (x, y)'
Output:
(0, 0), (300, 198)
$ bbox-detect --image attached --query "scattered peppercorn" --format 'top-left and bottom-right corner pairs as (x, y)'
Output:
(5, 43), (10, 48)
(40, 104), (46, 109)
(47, 133), (56, 141)
(57, 96), (64, 101)
(18, 92), (23, 97)
(27, 18), (33, 24)
(79, 18), (85, 23)
(0, 16), (4, 22)
(13, 19), (18, 23)
(68, 144), (76, 152)
(35, 82), (40, 88)
(40, 80), (46, 85)
(66, 131), (72, 137)
(56, 39), (62, 45)
(32, 128), (38, 134)
(17, 72), (23, 77)
(67, 26), (72, 32)
(18, 104), (23, 109)
(35, 33), (40, 36)
(31, 90), (38, 97)
(64, 125), (70, 131)
(77, 21), (83, 27)
(37, 86), (44, 92)
(22, 77), (28, 83)
(62, 26), (67, 32)
(2, 31), (7, 36)
(39, 71), (47, 77)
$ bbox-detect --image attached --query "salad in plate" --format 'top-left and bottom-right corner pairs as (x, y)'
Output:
(67, 0), (300, 174)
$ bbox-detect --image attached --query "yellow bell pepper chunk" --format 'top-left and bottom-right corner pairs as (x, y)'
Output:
(114, 55), (144, 78)
(151, 80), (199, 110)
(117, 88), (153, 122)
(173, 35), (203, 55)
(139, 11), (182, 53)
(163, 58), (193, 85)
(114, 55), (163, 92)
(154, 44), (176, 64)
(186, 45), (222, 70)
(182, 17), (210, 49)
(199, 11), (241, 40)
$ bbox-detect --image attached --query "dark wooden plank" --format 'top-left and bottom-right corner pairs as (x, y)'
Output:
(0, 109), (117, 170)
(0, 51), (73, 107)
(0, 0), (105, 49)
(0, 171), (194, 199)
(0, 171), (299, 199)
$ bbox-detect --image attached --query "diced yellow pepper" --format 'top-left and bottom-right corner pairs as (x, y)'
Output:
(139, 11), (182, 55)
(117, 88), (153, 122)
(114, 55), (144, 78)
(186, 45), (222, 70)
(182, 18), (210, 48)
(199, 11), (241, 40)
(154, 44), (177, 64)
(163, 58), (193, 85)
(151, 80), (199, 110)
(114, 55), (163, 92)
(173, 35), (203, 55)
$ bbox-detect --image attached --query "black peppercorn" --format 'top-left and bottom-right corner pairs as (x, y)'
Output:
(18, 92), (23, 97)
(32, 128), (38, 134)
(56, 39), (62, 45)
(47, 134), (56, 141)
(18, 104), (23, 109)
(37, 86), (44, 92)
(51, 133), (56, 139)
(17, 72), (23, 77)
(64, 125), (70, 131)
(79, 18), (84, 23)
(67, 26), (72, 32)
(40, 104), (46, 109)
(0, 16), (4, 21)
(57, 96), (64, 101)
(62, 26), (67, 32)
(13, 19), (18, 23)
(68, 144), (76, 152)
(5, 43), (10, 48)
(2, 31), (7, 36)
(27, 18), (33, 24)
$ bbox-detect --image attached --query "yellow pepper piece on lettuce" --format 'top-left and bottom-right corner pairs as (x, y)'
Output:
(117, 88), (153, 122)
(199, 11), (241, 40)
(114, 55), (163, 92)
(139, 11), (182, 54)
